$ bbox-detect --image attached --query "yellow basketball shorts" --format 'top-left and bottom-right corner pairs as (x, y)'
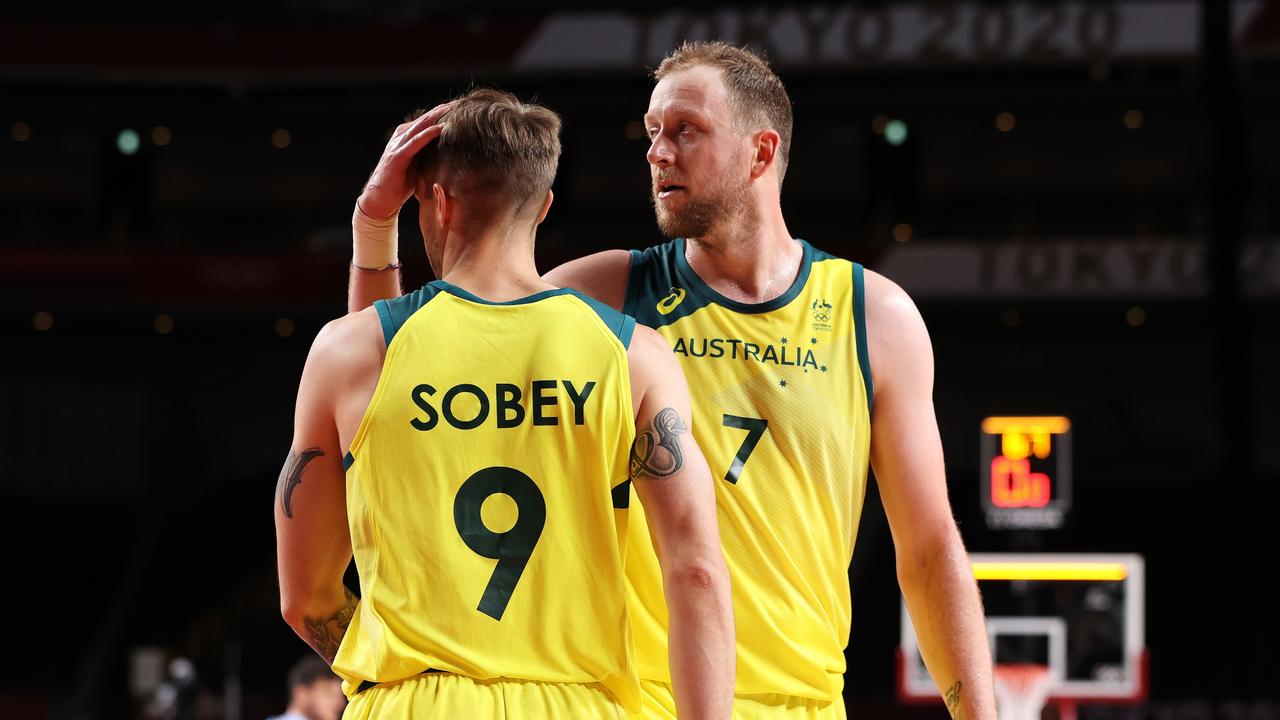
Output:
(635, 680), (847, 720)
(343, 673), (628, 719)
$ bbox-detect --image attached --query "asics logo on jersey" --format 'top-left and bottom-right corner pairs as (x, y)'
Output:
(657, 287), (686, 315)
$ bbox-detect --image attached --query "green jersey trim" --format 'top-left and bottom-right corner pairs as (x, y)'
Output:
(428, 280), (577, 306)
(673, 237), (815, 314)
(624, 238), (816, 327)
(624, 244), (714, 328)
(374, 283), (446, 346)
(377, 282), (598, 347)
(568, 291), (637, 349)
(853, 262), (874, 410)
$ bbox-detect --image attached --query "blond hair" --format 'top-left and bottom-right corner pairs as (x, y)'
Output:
(413, 88), (562, 213)
(655, 41), (794, 183)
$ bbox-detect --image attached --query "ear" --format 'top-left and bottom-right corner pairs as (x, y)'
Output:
(534, 189), (554, 226)
(431, 182), (451, 229)
(750, 128), (781, 181)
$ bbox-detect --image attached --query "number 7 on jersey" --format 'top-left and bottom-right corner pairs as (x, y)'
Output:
(722, 414), (768, 484)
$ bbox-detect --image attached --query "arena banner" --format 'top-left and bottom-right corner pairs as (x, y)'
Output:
(0, 1), (1273, 79)
(874, 238), (1280, 298)
(517, 2), (1219, 70)
(517, 1), (1273, 70)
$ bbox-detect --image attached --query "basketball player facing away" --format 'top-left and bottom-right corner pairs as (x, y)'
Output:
(347, 46), (995, 719)
(275, 89), (734, 719)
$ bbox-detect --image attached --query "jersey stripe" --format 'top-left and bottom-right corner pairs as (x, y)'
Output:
(853, 262), (874, 410)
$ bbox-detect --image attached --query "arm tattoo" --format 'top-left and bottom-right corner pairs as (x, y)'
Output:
(276, 447), (324, 519)
(302, 588), (358, 664)
(944, 680), (964, 720)
(630, 407), (689, 480)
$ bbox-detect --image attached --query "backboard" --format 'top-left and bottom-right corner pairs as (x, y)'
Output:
(898, 553), (1147, 704)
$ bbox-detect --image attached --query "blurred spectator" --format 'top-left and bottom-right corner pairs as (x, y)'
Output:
(266, 656), (346, 720)
(142, 657), (207, 720)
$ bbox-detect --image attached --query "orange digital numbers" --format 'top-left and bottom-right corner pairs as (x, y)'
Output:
(990, 456), (1051, 508)
(981, 416), (1072, 528)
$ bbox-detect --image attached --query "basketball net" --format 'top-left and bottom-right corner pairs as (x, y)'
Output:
(994, 664), (1053, 720)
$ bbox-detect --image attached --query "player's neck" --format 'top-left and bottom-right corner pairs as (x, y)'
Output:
(437, 227), (552, 302)
(686, 202), (800, 305)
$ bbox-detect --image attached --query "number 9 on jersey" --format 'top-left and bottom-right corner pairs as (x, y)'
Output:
(453, 466), (547, 620)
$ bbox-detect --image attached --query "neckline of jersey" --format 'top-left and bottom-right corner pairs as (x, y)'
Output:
(672, 236), (815, 315)
(428, 280), (575, 306)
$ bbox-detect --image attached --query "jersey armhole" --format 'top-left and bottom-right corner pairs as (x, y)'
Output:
(622, 248), (645, 316)
(571, 291), (637, 349)
(373, 299), (395, 347)
(853, 263), (874, 412)
(617, 314), (636, 348)
(374, 284), (445, 347)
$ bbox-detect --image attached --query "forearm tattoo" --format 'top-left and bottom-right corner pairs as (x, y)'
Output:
(944, 680), (964, 720)
(303, 588), (358, 664)
(630, 407), (689, 480)
(276, 447), (324, 519)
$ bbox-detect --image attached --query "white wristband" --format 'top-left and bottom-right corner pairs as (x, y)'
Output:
(352, 202), (399, 269)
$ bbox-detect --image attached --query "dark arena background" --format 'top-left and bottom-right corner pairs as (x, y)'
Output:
(2, 1), (1278, 718)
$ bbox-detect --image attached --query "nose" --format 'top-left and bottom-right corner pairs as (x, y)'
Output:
(646, 133), (673, 168)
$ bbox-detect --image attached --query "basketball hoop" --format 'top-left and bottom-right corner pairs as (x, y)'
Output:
(994, 664), (1054, 720)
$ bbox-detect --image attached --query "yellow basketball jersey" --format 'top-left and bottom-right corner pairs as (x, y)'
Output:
(334, 280), (640, 711)
(622, 238), (873, 702)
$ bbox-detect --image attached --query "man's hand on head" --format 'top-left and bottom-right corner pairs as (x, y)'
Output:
(357, 101), (455, 220)
(350, 100), (455, 285)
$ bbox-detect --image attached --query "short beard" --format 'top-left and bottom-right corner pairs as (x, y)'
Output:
(652, 178), (749, 241)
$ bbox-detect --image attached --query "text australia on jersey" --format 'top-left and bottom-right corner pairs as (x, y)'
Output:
(670, 336), (822, 371)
